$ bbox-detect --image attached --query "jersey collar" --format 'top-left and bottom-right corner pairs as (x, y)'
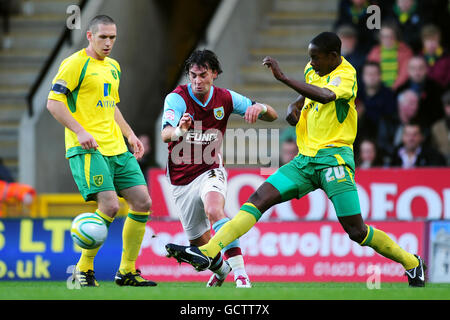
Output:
(188, 83), (214, 108)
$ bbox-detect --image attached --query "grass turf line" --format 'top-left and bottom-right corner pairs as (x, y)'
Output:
(0, 282), (449, 300)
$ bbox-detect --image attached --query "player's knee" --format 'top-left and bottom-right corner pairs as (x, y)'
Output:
(248, 183), (280, 213)
(205, 204), (225, 222)
(131, 196), (152, 213)
(101, 201), (120, 217)
(346, 227), (367, 244)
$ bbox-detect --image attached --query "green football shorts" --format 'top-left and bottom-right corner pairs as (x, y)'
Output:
(68, 150), (147, 201)
(266, 146), (361, 217)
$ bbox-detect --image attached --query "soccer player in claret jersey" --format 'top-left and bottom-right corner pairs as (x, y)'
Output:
(47, 15), (156, 287)
(161, 49), (278, 288)
(166, 33), (426, 287)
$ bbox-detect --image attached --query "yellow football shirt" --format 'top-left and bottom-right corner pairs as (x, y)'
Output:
(296, 56), (358, 157)
(48, 49), (127, 157)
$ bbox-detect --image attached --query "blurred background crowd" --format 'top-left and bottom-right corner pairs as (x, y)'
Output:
(281, 0), (449, 170)
(335, 0), (449, 169)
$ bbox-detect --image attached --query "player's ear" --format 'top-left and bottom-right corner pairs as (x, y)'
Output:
(86, 30), (93, 42)
(329, 51), (339, 59)
(212, 70), (218, 80)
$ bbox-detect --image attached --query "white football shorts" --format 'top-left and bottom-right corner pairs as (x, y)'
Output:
(170, 167), (227, 240)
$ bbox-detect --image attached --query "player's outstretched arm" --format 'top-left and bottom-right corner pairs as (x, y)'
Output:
(244, 103), (278, 124)
(262, 56), (336, 104)
(46, 99), (98, 150)
(286, 95), (305, 126)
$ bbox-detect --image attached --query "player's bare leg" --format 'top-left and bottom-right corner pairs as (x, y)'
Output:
(73, 190), (118, 287)
(204, 191), (251, 288)
(166, 183), (282, 272)
(339, 214), (425, 287)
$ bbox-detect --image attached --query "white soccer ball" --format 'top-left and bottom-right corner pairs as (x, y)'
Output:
(71, 213), (108, 249)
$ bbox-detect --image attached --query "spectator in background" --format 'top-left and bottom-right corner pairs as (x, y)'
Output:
(358, 61), (397, 138)
(137, 134), (154, 181)
(378, 89), (420, 156)
(356, 138), (385, 168)
(396, 55), (444, 127)
(431, 90), (450, 165)
(336, 24), (367, 78)
(420, 24), (450, 89)
(420, 0), (450, 50)
(334, 0), (377, 52)
(279, 127), (298, 165)
(384, 0), (423, 53)
(389, 122), (446, 168)
(367, 22), (413, 90)
(280, 138), (298, 165)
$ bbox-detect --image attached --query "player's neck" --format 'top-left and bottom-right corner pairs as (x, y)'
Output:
(85, 47), (105, 61)
(192, 89), (211, 105)
(329, 56), (342, 73)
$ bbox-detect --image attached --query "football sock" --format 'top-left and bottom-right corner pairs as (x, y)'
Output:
(225, 248), (248, 279)
(77, 246), (101, 272)
(76, 209), (113, 272)
(95, 208), (114, 227)
(119, 210), (150, 274)
(209, 254), (229, 278)
(360, 225), (419, 270)
(212, 218), (242, 255)
(200, 203), (261, 258)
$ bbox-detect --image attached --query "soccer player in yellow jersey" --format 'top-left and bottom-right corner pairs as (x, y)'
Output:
(47, 15), (156, 287)
(166, 32), (426, 287)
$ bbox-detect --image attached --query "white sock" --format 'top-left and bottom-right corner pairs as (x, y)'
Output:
(214, 260), (231, 279)
(227, 255), (248, 279)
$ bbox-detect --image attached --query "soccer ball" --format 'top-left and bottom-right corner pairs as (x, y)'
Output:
(71, 213), (108, 249)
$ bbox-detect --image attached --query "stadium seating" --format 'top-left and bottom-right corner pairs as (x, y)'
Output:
(0, 0), (74, 180)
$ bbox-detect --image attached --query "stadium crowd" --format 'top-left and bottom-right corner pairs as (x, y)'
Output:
(333, 0), (450, 168)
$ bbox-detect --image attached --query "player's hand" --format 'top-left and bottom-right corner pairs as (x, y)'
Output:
(244, 104), (264, 124)
(77, 130), (98, 150)
(262, 56), (286, 82)
(179, 113), (192, 131)
(286, 103), (300, 126)
(128, 134), (145, 160)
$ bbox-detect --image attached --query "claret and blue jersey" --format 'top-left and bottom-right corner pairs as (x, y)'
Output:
(162, 83), (255, 185)
(161, 83), (253, 130)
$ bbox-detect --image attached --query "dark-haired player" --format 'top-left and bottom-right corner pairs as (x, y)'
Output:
(161, 49), (278, 287)
(166, 33), (426, 287)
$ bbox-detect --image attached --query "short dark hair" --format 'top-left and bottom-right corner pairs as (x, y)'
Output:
(310, 32), (341, 55)
(405, 120), (423, 134)
(184, 49), (223, 75)
(363, 61), (381, 73)
(88, 15), (115, 34)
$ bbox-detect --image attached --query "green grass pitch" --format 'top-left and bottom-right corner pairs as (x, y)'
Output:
(0, 281), (449, 300)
